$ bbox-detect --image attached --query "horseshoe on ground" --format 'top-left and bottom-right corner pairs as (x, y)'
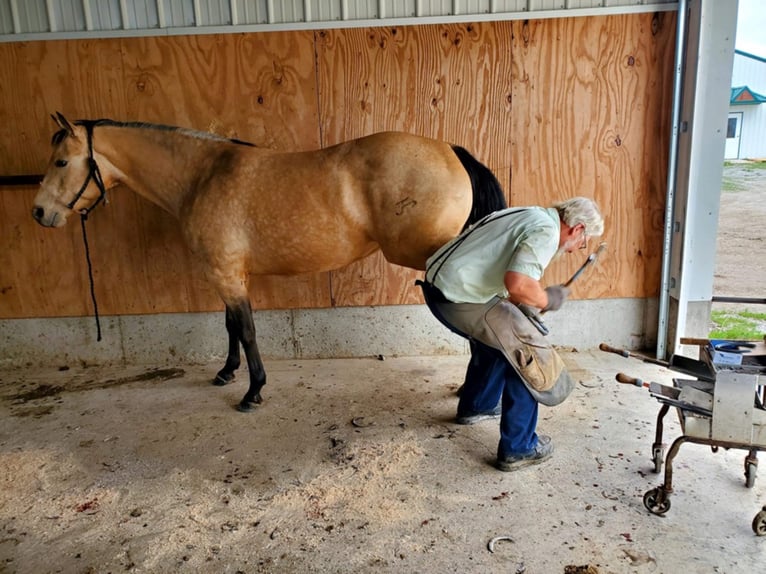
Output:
(487, 535), (514, 553)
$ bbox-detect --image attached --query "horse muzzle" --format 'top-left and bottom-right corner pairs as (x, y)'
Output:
(32, 205), (63, 227)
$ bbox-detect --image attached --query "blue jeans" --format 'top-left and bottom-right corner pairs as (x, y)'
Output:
(418, 281), (539, 458)
(459, 341), (539, 457)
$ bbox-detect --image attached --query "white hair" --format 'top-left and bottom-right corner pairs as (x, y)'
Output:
(553, 197), (604, 237)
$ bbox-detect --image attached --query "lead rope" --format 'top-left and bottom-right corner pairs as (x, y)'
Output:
(80, 213), (102, 342)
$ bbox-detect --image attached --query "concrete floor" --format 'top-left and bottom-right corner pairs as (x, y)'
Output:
(1, 350), (765, 573)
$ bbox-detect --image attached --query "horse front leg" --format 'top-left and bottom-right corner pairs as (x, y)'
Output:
(226, 297), (267, 413)
(213, 306), (241, 386)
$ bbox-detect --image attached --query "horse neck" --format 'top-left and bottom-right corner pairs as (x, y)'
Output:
(92, 124), (233, 218)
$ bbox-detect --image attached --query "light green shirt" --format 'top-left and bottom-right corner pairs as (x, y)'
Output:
(425, 207), (560, 304)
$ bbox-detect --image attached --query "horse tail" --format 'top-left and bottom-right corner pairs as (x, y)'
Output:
(451, 145), (508, 231)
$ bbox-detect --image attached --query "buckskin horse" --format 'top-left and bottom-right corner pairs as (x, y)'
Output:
(32, 113), (507, 411)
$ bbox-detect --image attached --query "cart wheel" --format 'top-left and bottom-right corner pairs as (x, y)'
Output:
(643, 487), (671, 516)
(752, 507), (766, 536)
(652, 446), (664, 474)
(745, 461), (758, 489)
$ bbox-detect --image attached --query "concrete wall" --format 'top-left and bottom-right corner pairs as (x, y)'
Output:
(0, 298), (658, 368)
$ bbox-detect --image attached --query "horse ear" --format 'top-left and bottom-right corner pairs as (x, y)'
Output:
(52, 112), (75, 136)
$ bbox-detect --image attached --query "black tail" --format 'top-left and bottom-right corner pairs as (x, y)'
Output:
(451, 145), (508, 231)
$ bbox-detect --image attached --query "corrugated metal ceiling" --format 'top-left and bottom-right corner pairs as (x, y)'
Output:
(0, 0), (677, 42)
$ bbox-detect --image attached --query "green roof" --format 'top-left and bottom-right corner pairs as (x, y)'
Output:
(731, 86), (766, 105)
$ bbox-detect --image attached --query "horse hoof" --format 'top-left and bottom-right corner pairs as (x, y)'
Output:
(236, 393), (262, 413)
(213, 373), (234, 386)
(237, 400), (257, 413)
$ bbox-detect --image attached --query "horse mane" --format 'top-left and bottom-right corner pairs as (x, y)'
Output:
(51, 118), (255, 148)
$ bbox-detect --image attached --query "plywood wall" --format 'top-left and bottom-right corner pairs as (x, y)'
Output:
(0, 13), (675, 319)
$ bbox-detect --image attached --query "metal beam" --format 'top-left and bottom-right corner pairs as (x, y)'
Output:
(45, 0), (56, 32)
(119, 0), (129, 29)
(83, 0), (93, 31)
(0, 3), (680, 43)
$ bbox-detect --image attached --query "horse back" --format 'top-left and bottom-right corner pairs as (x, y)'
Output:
(182, 131), (502, 278)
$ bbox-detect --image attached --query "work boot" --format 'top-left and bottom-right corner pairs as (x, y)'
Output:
(455, 405), (502, 425)
(495, 435), (554, 472)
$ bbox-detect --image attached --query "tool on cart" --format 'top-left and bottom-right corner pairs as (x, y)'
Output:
(599, 343), (715, 381)
(599, 343), (670, 368)
(615, 372), (649, 388)
(527, 242), (608, 336)
(601, 339), (766, 535)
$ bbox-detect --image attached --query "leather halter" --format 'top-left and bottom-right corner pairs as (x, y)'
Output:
(65, 121), (107, 214)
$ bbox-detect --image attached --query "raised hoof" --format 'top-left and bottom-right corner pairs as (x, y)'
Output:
(213, 372), (235, 386)
(236, 394), (262, 413)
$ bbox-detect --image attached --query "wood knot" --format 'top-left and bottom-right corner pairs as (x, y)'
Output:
(652, 13), (661, 36)
(522, 20), (531, 45)
(627, 56), (635, 66)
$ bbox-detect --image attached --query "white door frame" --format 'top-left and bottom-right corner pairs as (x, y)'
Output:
(725, 111), (743, 159)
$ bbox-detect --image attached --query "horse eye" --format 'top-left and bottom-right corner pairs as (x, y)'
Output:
(54, 159), (68, 168)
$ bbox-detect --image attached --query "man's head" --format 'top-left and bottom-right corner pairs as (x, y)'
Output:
(553, 197), (604, 253)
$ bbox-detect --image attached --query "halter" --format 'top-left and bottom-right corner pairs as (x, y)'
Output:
(65, 120), (106, 341)
(65, 121), (108, 214)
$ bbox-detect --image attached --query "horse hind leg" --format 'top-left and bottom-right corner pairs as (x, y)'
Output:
(220, 297), (267, 413)
(213, 306), (241, 386)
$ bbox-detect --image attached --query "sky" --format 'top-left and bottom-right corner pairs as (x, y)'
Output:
(736, 0), (766, 57)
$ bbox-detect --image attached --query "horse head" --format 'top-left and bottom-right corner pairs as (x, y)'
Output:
(32, 112), (107, 227)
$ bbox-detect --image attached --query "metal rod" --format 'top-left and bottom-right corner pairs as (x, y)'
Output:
(657, 0), (688, 360)
(45, 0), (56, 32)
(118, 0), (128, 30)
(157, 0), (166, 28)
(84, 0), (95, 31)
(599, 343), (670, 368)
(712, 296), (766, 305)
(230, 0), (238, 25)
(9, 0), (20, 34)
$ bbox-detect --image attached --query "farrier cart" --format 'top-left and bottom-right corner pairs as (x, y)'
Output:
(600, 340), (766, 535)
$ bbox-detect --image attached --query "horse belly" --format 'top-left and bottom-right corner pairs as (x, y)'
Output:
(245, 215), (378, 275)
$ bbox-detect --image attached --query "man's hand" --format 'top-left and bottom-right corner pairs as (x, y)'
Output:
(543, 285), (570, 312)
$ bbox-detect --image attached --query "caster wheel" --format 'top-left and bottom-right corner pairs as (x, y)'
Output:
(652, 447), (664, 474)
(643, 487), (671, 516)
(752, 507), (766, 536)
(745, 461), (758, 489)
